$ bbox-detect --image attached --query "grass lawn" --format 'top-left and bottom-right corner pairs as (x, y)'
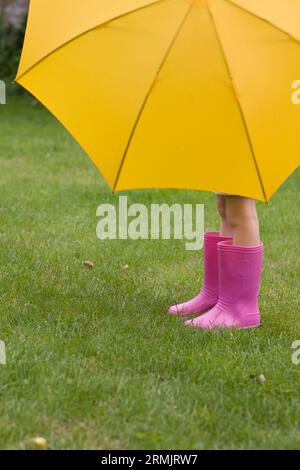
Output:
(0, 91), (299, 450)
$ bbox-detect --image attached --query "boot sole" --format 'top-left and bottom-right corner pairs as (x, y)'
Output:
(167, 306), (214, 319)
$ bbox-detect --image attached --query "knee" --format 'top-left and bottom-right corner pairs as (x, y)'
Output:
(226, 203), (258, 230)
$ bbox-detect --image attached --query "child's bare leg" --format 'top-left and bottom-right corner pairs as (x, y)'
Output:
(225, 196), (260, 246)
(185, 195), (263, 329)
(168, 195), (233, 317)
(216, 195), (233, 237)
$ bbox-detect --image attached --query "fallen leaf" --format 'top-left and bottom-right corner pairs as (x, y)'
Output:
(32, 437), (47, 450)
(249, 373), (266, 384)
(257, 374), (266, 384)
(83, 260), (94, 269)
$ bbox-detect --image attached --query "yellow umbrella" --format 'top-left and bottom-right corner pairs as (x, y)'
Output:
(16, 0), (300, 202)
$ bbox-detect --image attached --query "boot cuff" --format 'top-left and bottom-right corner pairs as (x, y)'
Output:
(204, 231), (232, 242)
(218, 240), (263, 254)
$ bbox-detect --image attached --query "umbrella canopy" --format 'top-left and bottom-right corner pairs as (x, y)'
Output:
(16, 0), (300, 202)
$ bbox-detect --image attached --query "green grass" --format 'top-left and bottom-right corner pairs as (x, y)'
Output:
(0, 92), (299, 450)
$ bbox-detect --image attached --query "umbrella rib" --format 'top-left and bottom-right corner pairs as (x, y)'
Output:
(224, 0), (300, 44)
(206, 1), (268, 203)
(113, 0), (196, 192)
(16, 0), (171, 82)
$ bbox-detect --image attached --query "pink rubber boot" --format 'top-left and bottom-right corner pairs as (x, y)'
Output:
(185, 240), (263, 329)
(168, 231), (232, 317)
